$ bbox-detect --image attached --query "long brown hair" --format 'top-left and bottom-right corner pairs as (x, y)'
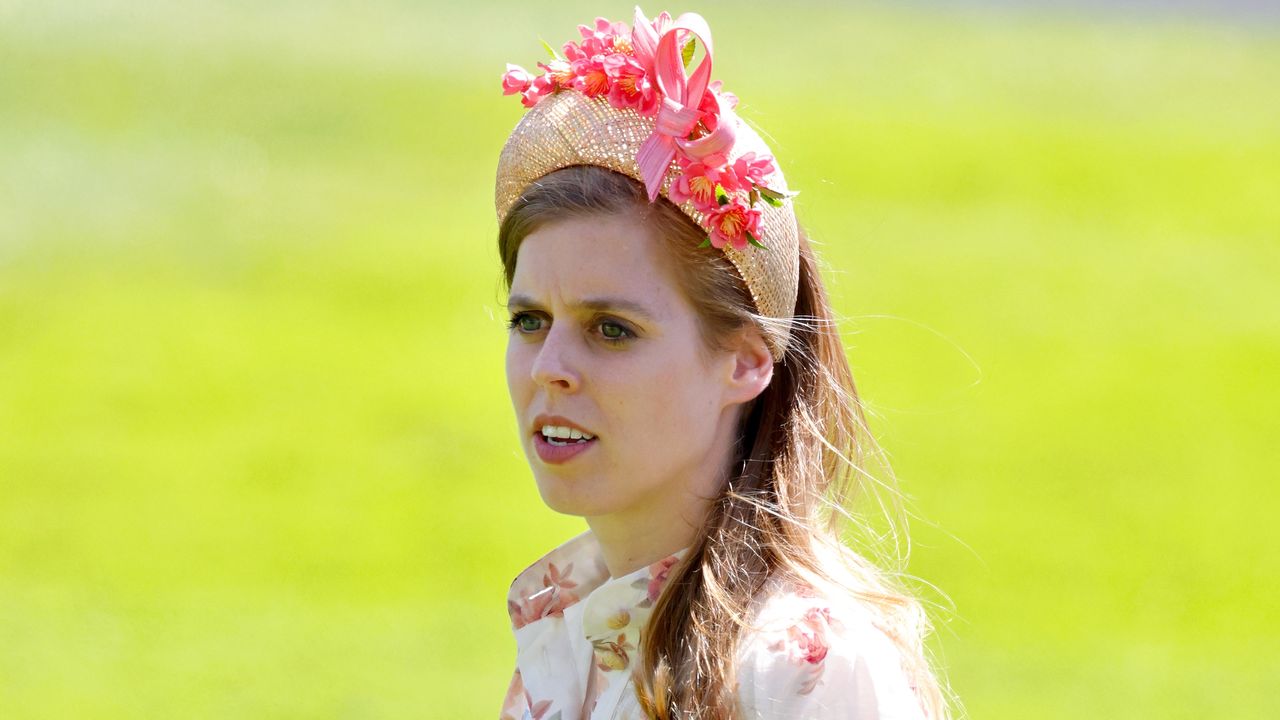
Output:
(499, 165), (952, 720)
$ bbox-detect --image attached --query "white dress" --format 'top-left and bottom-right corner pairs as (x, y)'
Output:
(500, 531), (931, 720)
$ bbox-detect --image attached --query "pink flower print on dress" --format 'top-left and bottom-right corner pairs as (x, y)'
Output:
(768, 606), (842, 695)
(592, 632), (636, 672)
(499, 669), (554, 720)
(790, 611), (831, 665)
(647, 555), (680, 603)
(542, 561), (579, 591)
(508, 561), (581, 629)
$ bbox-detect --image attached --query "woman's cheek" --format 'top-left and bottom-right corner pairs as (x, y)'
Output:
(505, 345), (534, 401)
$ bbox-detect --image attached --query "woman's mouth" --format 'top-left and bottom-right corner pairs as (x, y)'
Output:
(534, 425), (597, 464)
(539, 424), (595, 444)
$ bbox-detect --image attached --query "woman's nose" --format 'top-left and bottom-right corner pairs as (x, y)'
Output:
(529, 325), (581, 392)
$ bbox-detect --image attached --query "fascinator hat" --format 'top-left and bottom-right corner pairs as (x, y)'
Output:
(496, 6), (801, 360)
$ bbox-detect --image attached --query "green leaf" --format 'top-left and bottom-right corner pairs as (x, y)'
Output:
(715, 184), (729, 206)
(697, 237), (712, 248)
(746, 231), (768, 250)
(759, 192), (782, 207)
(540, 38), (562, 60)
(682, 37), (696, 68)
(757, 184), (795, 202)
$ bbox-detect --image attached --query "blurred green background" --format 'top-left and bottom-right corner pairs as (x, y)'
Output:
(2, 0), (1278, 717)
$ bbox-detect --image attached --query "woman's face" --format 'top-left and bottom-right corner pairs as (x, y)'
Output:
(505, 212), (749, 522)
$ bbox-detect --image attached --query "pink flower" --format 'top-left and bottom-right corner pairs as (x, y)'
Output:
(774, 607), (837, 665)
(508, 562), (581, 628)
(603, 53), (658, 115)
(698, 85), (722, 121)
(542, 561), (578, 590)
(578, 16), (630, 56)
(501, 64), (533, 96)
(508, 584), (580, 629)
(706, 199), (762, 251)
(790, 614), (831, 664)
(707, 80), (739, 110)
(766, 606), (842, 695)
(520, 74), (554, 108)
(682, 89), (736, 169)
(646, 555), (679, 602)
(537, 59), (573, 88)
(562, 41), (588, 63)
(733, 152), (777, 188)
(688, 85), (738, 151)
(517, 60), (573, 108)
(570, 56), (610, 98)
(670, 161), (737, 211)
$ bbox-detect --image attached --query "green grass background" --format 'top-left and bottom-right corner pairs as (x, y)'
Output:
(2, 0), (1278, 717)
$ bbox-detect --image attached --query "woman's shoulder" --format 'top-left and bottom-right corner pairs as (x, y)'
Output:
(735, 574), (931, 719)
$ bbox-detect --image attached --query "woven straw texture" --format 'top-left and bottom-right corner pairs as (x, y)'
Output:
(494, 90), (800, 360)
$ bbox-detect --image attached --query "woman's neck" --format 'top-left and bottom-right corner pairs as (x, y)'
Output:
(586, 406), (742, 577)
(585, 486), (712, 578)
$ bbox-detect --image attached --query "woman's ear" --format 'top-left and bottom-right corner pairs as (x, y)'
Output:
(721, 327), (774, 407)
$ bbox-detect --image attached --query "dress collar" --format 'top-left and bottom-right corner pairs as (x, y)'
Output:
(506, 531), (609, 631)
(507, 530), (688, 671)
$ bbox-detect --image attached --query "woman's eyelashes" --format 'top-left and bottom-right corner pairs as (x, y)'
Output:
(507, 311), (543, 334)
(506, 311), (637, 346)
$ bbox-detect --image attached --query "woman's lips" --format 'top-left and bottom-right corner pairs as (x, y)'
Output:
(533, 432), (598, 464)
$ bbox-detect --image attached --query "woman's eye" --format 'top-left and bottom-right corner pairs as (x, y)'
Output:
(508, 312), (543, 333)
(598, 321), (632, 342)
(509, 312), (633, 344)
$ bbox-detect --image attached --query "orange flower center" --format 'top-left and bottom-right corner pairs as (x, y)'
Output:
(585, 69), (609, 95)
(718, 209), (744, 236)
(690, 176), (715, 205)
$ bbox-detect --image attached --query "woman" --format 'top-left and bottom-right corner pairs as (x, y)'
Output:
(495, 8), (952, 720)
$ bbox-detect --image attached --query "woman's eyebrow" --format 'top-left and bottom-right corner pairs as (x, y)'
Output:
(506, 294), (659, 322)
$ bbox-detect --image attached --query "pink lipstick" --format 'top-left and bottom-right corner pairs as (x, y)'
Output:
(533, 432), (598, 464)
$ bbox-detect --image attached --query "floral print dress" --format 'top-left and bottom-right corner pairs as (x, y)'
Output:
(501, 532), (931, 720)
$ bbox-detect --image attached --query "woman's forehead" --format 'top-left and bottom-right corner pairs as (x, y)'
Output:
(510, 215), (681, 310)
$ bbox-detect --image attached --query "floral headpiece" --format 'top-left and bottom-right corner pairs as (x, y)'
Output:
(495, 7), (801, 359)
(500, 7), (794, 251)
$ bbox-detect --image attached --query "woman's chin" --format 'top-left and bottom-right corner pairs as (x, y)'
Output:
(533, 474), (622, 518)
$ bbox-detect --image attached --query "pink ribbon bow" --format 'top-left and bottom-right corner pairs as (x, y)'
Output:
(633, 8), (738, 203)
